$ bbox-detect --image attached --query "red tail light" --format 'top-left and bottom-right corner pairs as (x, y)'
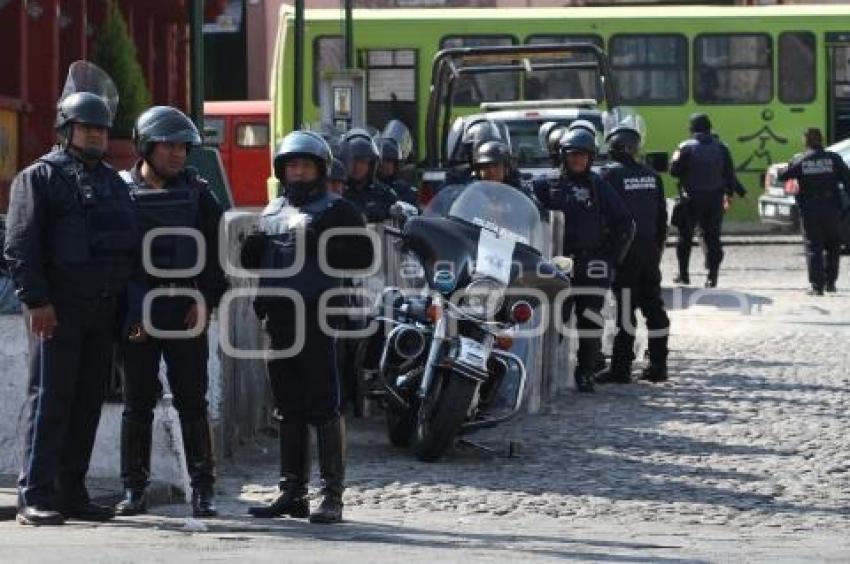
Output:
(418, 184), (435, 206)
(784, 179), (799, 195)
(510, 301), (533, 324)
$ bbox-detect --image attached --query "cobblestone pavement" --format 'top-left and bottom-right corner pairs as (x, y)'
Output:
(2, 243), (849, 562)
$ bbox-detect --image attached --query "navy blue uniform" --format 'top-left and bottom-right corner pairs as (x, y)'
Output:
(670, 132), (744, 284)
(241, 192), (373, 423)
(4, 148), (138, 510)
(601, 156), (670, 371)
(343, 179), (399, 223)
(779, 146), (850, 290)
(117, 163), (226, 493)
(534, 170), (634, 381)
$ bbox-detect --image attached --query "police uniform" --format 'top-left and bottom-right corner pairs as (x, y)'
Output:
(779, 144), (850, 293)
(243, 130), (373, 524)
(117, 163), (226, 514)
(534, 166), (633, 392)
(4, 146), (138, 519)
(670, 118), (744, 287)
(600, 155), (670, 381)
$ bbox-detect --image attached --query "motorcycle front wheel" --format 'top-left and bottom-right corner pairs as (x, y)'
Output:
(412, 371), (478, 462)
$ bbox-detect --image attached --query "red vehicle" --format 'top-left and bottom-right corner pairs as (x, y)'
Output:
(203, 101), (271, 207)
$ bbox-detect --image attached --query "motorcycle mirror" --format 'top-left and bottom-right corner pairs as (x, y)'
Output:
(551, 256), (573, 275)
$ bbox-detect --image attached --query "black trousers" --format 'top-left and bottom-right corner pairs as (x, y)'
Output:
(800, 200), (842, 289)
(676, 192), (725, 277)
(562, 257), (610, 375)
(120, 295), (212, 489)
(18, 297), (117, 508)
(611, 240), (670, 369)
(266, 319), (343, 425)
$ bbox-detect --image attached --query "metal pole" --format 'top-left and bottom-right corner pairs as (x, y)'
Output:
(189, 0), (204, 129)
(294, 0), (305, 129)
(344, 0), (353, 69)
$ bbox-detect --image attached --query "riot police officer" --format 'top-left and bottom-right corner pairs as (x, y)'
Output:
(671, 113), (745, 288)
(341, 129), (398, 222)
(114, 107), (226, 518)
(597, 114), (670, 384)
(327, 157), (347, 196)
(242, 131), (373, 524)
(4, 88), (138, 525)
(778, 128), (850, 295)
(533, 129), (634, 393)
(539, 122), (569, 168)
(377, 137), (418, 207)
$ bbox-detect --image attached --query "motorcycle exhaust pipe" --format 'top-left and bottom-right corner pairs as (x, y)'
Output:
(390, 325), (427, 360)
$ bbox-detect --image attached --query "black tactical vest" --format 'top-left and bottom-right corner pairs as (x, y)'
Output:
(38, 151), (138, 267)
(121, 170), (201, 273)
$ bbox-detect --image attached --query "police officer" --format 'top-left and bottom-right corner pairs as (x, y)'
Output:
(242, 131), (373, 524)
(597, 115), (670, 384)
(114, 107), (226, 518)
(442, 118), (506, 188)
(778, 128), (850, 295)
(327, 157), (347, 196)
(340, 129), (398, 222)
(4, 90), (138, 525)
(377, 137), (418, 207)
(534, 129), (634, 393)
(539, 122), (569, 168)
(670, 113), (745, 288)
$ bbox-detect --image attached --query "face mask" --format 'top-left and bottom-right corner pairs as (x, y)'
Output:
(285, 179), (323, 207)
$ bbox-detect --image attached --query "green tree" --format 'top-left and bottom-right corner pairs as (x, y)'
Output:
(91, 0), (151, 138)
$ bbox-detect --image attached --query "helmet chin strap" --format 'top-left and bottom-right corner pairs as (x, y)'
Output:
(64, 125), (105, 161)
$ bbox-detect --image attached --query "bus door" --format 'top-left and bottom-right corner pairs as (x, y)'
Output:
(362, 49), (419, 159)
(826, 33), (850, 142)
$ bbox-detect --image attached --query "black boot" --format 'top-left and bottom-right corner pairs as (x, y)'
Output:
(17, 505), (65, 526)
(249, 422), (310, 519)
(705, 270), (718, 288)
(596, 364), (632, 384)
(309, 416), (346, 524)
(574, 369), (596, 393)
(115, 489), (147, 516)
(673, 273), (690, 285)
(640, 363), (668, 383)
(826, 282), (837, 293)
(181, 417), (218, 518)
(116, 418), (152, 516)
(808, 285), (825, 296)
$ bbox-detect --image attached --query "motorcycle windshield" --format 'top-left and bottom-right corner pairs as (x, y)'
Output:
(447, 181), (545, 252)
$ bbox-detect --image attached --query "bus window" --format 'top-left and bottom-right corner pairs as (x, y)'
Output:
(610, 34), (688, 105)
(313, 36), (344, 104)
(236, 123), (270, 148)
(779, 32), (816, 104)
(440, 36), (518, 105)
(525, 35), (603, 101)
(695, 34), (772, 104)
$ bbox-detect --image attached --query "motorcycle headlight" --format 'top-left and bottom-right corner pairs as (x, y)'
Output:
(458, 278), (505, 319)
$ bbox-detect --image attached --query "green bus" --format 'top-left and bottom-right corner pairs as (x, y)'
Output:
(269, 4), (850, 221)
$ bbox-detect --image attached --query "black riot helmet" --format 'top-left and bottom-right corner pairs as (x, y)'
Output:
(55, 92), (113, 131)
(377, 137), (401, 163)
(473, 140), (512, 168)
(689, 113), (712, 134)
(273, 130), (333, 182)
(560, 128), (598, 159)
(341, 129), (381, 182)
(328, 157), (347, 182)
(538, 122), (569, 164)
(568, 119), (598, 137)
(133, 106), (201, 158)
(606, 128), (642, 158)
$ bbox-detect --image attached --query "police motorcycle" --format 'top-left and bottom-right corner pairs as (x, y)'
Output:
(356, 180), (572, 461)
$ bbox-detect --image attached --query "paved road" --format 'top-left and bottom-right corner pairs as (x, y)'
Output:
(2, 243), (849, 562)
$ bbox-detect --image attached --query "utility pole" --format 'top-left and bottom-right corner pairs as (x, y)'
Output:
(189, 0), (204, 130)
(344, 0), (354, 68)
(294, 0), (305, 129)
